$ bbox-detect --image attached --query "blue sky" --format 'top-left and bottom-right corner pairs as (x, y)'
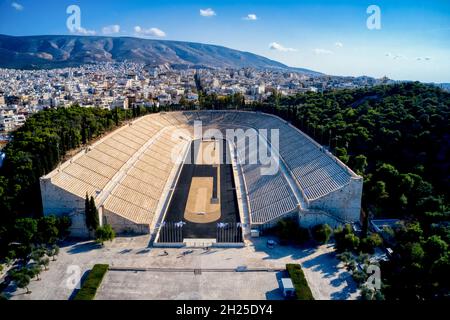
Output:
(1, 0), (449, 82)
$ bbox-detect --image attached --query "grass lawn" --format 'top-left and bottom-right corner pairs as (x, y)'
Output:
(286, 264), (314, 300)
(73, 264), (109, 300)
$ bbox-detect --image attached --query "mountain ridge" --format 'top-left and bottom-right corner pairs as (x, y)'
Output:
(0, 34), (321, 75)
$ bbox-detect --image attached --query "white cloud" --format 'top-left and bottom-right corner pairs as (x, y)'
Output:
(244, 14), (258, 21)
(200, 8), (216, 17)
(386, 53), (431, 62)
(102, 25), (121, 35)
(73, 27), (96, 36)
(386, 52), (407, 60)
(134, 26), (166, 37)
(269, 42), (297, 52)
(314, 48), (334, 55)
(335, 42), (343, 48)
(11, 2), (23, 11)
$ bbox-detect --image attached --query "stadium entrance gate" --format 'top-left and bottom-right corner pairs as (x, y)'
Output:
(158, 222), (243, 244)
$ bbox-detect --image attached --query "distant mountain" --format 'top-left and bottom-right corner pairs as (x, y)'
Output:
(0, 34), (321, 75)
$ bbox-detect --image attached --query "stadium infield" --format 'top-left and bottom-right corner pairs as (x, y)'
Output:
(161, 139), (240, 240)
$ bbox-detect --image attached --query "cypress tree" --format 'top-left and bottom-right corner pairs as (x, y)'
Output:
(89, 196), (99, 230)
(85, 193), (91, 230)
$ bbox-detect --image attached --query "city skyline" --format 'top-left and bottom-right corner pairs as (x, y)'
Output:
(0, 0), (449, 82)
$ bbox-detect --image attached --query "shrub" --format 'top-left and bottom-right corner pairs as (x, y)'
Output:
(337, 251), (354, 264)
(286, 264), (314, 300)
(334, 224), (354, 252)
(352, 270), (367, 285)
(95, 225), (116, 245)
(37, 216), (59, 244)
(344, 233), (360, 251)
(360, 285), (385, 300)
(359, 233), (383, 254)
(312, 224), (332, 244)
(57, 216), (72, 239)
(275, 218), (310, 245)
(73, 264), (109, 300)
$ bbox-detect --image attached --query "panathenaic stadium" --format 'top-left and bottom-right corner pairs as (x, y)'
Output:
(40, 111), (363, 246)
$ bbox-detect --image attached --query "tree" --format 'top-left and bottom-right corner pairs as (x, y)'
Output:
(37, 216), (59, 244)
(397, 222), (424, 243)
(337, 251), (354, 265)
(95, 225), (115, 245)
(335, 147), (349, 164)
(85, 195), (99, 231)
(30, 246), (46, 263)
(344, 233), (360, 251)
(312, 224), (332, 244)
(371, 181), (389, 203)
(14, 218), (38, 246)
(5, 252), (15, 267)
(27, 265), (42, 281)
(430, 254), (450, 287)
(405, 242), (425, 264)
(424, 235), (448, 261)
(47, 244), (60, 261)
(85, 193), (91, 229)
(360, 233), (383, 254)
(360, 285), (385, 300)
(417, 196), (445, 215)
(10, 269), (31, 294)
(57, 216), (71, 239)
(360, 286), (374, 300)
(353, 155), (368, 175)
(39, 257), (50, 271)
(90, 197), (99, 230)
(335, 224), (361, 252)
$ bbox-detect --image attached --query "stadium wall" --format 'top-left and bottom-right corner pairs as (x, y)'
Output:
(102, 208), (150, 235)
(307, 178), (363, 223)
(40, 178), (89, 237)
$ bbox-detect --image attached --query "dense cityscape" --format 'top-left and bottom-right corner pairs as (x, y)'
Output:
(0, 62), (394, 136)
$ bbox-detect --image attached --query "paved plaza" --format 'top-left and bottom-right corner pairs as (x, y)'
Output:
(96, 270), (285, 300)
(4, 236), (359, 300)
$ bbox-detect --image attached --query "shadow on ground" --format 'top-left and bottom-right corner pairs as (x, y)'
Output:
(250, 237), (317, 261)
(265, 270), (288, 300)
(67, 242), (103, 254)
(301, 252), (340, 279)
